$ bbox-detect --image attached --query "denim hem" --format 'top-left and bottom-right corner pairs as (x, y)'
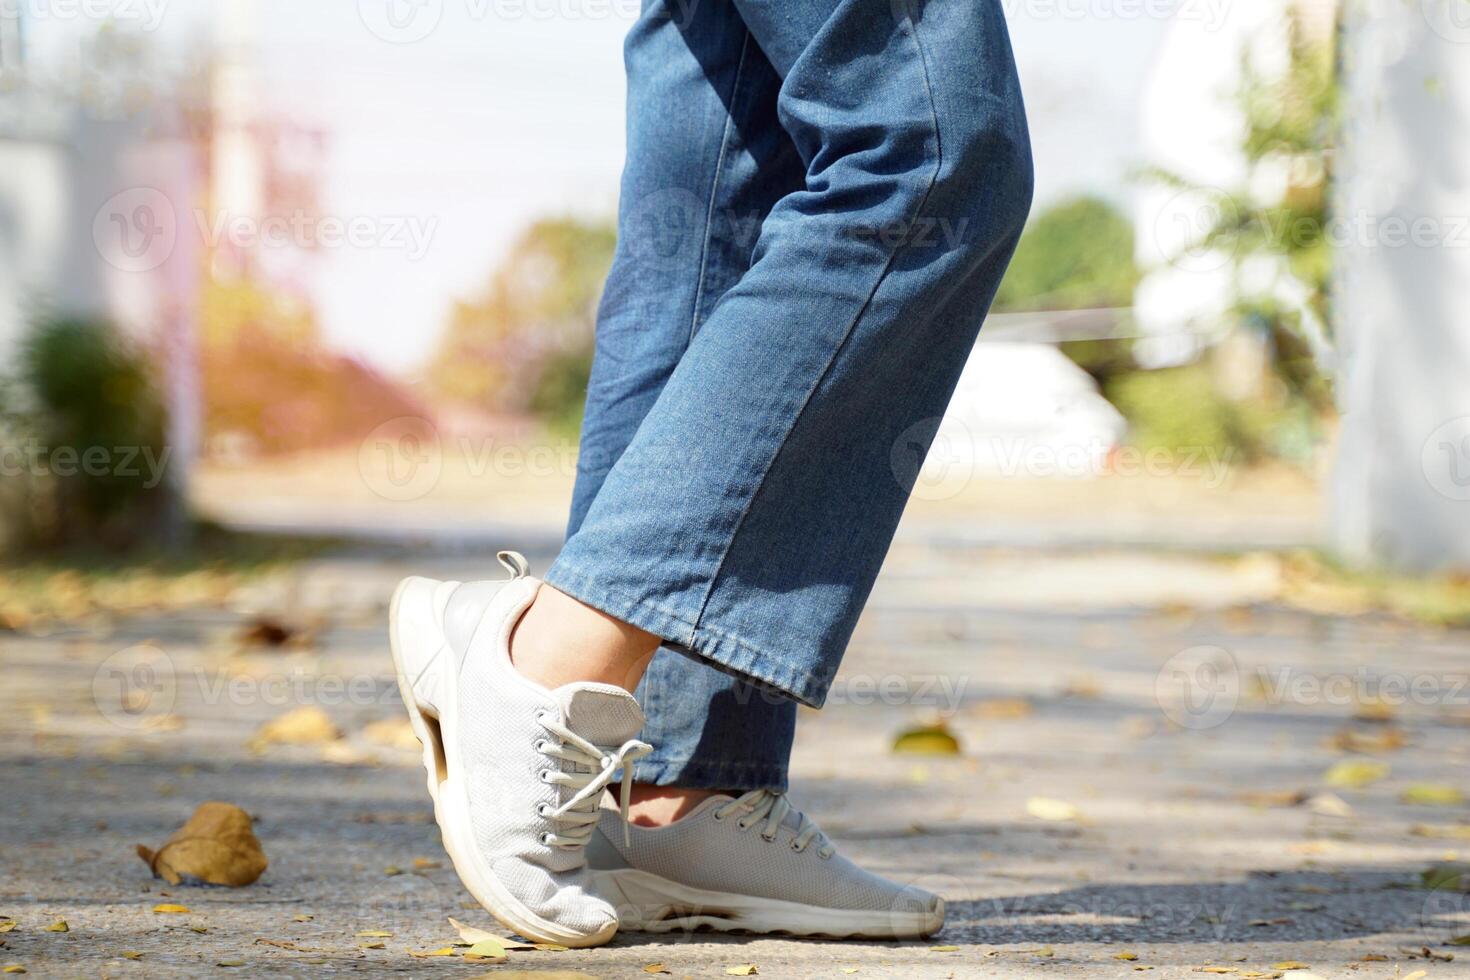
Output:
(634, 755), (788, 793)
(543, 562), (828, 708)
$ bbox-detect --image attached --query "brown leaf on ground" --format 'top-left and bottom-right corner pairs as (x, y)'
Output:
(235, 616), (316, 650)
(1237, 790), (1309, 808)
(363, 717), (419, 750)
(973, 698), (1033, 720)
(447, 916), (533, 949)
(1325, 727), (1407, 754)
(249, 706), (341, 749)
(135, 802), (268, 887)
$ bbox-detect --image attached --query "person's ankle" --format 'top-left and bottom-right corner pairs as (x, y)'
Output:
(509, 584), (659, 693)
(626, 784), (730, 828)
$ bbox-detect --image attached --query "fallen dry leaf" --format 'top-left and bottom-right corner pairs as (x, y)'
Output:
(249, 706), (340, 749)
(447, 916), (532, 949)
(363, 717), (419, 750)
(355, 931), (392, 938)
(1026, 797), (1080, 822)
(1322, 759), (1388, 788)
(1271, 962), (1309, 970)
(891, 723), (961, 756)
(973, 698), (1033, 720)
(120, 952), (143, 960)
(1305, 793), (1353, 818)
(1411, 823), (1470, 839)
(408, 947), (457, 958)
(1237, 790), (1308, 808)
(358, 942), (385, 950)
(1326, 726), (1406, 754)
(1402, 783), (1465, 806)
(41, 921), (66, 933)
(151, 904), (191, 914)
(534, 943), (570, 951)
(136, 802), (268, 887)
(725, 967), (758, 977)
(1116, 952), (1140, 961)
(929, 946), (960, 952)
(3, 967), (24, 974)
(643, 965), (671, 975)
(0, 924), (14, 934)
(1401, 972), (1427, 980)
(463, 939), (508, 963)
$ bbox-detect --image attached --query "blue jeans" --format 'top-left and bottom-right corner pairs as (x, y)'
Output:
(550, 0), (1033, 791)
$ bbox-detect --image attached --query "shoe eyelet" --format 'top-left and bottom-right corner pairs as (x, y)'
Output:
(736, 820), (752, 831)
(538, 769), (551, 782)
(760, 833), (777, 843)
(538, 832), (553, 846)
(712, 811), (725, 822)
(536, 803), (551, 817)
(790, 841), (803, 852)
(533, 739), (548, 753)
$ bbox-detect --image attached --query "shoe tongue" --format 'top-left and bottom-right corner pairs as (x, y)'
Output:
(552, 682), (645, 746)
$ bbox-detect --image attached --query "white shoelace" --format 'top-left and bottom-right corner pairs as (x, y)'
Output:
(714, 789), (835, 858)
(534, 710), (652, 848)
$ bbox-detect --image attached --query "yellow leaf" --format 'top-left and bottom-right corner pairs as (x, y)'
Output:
(0, 923), (13, 933)
(643, 965), (671, 975)
(411, 857), (440, 869)
(1322, 760), (1388, 788)
(726, 966), (759, 976)
(929, 946), (960, 952)
(1026, 797), (1080, 822)
(383, 866), (403, 876)
(446, 916), (532, 949)
(1198, 968), (1237, 974)
(466, 938), (508, 958)
(3, 967), (25, 974)
(216, 960), (246, 967)
(42, 920), (67, 933)
(359, 942), (385, 949)
(136, 802), (268, 888)
(407, 947), (457, 958)
(1116, 952), (1139, 961)
(1271, 962), (1309, 970)
(355, 930), (392, 937)
(121, 952), (143, 960)
(1402, 972), (1427, 980)
(249, 706), (341, 749)
(891, 724), (962, 756)
(534, 943), (570, 951)
(190, 927), (208, 934)
(1402, 783), (1465, 806)
(840, 970), (860, 975)
(152, 904), (191, 914)
(293, 915), (313, 922)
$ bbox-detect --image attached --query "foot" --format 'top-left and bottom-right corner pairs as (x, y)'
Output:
(586, 789), (945, 939)
(388, 552), (653, 948)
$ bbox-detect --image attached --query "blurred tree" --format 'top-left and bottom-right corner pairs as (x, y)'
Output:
(7, 316), (171, 550)
(992, 195), (1139, 313)
(429, 217), (616, 422)
(1147, 12), (1337, 414)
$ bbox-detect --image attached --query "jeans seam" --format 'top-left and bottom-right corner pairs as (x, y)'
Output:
(688, 19), (946, 641)
(688, 29), (752, 343)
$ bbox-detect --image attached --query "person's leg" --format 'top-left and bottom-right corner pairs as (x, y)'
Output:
(544, 0), (1033, 712)
(539, 0), (807, 805)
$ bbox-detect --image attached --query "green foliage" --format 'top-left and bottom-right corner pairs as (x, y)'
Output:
(993, 195), (1138, 313)
(1104, 362), (1315, 465)
(8, 315), (171, 549)
(1145, 12), (1337, 413)
(431, 217), (615, 419)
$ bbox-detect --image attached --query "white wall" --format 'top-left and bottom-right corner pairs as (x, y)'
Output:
(1331, 0), (1470, 570)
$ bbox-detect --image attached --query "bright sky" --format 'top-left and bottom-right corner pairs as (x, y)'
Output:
(23, 0), (1172, 376)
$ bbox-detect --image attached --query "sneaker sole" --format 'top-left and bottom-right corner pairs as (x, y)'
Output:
(591, 868), (945, 940)
(389, 576), (617, 949)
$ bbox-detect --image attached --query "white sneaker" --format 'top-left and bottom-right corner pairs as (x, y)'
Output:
(388, 552), (652, 948)
(587, 789), (945, 939)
